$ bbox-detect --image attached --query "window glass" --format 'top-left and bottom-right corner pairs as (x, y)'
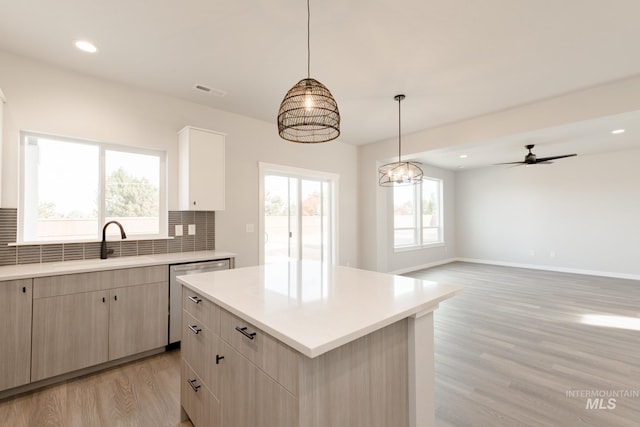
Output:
(393, 177), (443, 249)
(23, 136), (99, 241)
(21, 132), (165, 242)
(394, 185), (417, 247)
(105, 150), (160, 236)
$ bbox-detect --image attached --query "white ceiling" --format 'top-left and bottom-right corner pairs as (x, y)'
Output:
(1, 0), (640, 147)
(414, 110), (640, 170)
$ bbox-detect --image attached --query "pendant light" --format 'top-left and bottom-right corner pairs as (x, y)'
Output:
(277, 0), (340, 143)
(378, 95), (423, 186)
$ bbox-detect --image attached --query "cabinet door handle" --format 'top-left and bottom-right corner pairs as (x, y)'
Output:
(23, 286), (26, 293)
(187, 324), (202, 335)
(188, 295), (202, 304)
(102, 297), (106, 303)
(216, 354), (225, 364)
(114, 295), (118, 301)
(235, 326), (257, 340)
(187, 379), (201, 392)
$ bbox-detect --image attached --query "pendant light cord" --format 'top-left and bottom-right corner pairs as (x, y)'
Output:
(398, 96), (402, 162)
(307, 0), (311, 79)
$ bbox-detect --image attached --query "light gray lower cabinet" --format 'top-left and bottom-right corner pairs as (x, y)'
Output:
(181, 288), (410, 427)
(31, 266), (168, 382)
(181, 288), (298, 427)
(0, 279), (33, 392)
(32, 289), (110, 381)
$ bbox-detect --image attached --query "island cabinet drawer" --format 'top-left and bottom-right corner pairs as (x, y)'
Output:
(182, 287), (220, 332)
(219, 308), (299, 396)
(182, 310), (224, 397)
(181, 360), (220, 427)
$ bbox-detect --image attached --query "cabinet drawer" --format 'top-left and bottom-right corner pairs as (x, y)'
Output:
(182, 287), (220, 332)
(34, 266), (167, 298)
(182, 311), (225, 397)
(181, 360), (220, 427)
(220, 309), (299, 396)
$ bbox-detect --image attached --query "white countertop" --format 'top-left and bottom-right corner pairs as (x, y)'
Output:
(178, 261), (460, 358)
(0, 250), (236, 281)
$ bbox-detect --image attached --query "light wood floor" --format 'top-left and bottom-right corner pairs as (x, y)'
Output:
(406, 262), (640, 427)
(2, 262), (638, 426)
(0, 350), (192, 427)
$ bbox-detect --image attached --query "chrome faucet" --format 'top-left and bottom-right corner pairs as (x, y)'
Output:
(101, 221), (127, 259)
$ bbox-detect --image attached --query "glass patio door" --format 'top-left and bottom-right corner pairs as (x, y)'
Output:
(262, 169), (334, 264)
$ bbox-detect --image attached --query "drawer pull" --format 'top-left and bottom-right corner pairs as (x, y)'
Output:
(188, 295), (202, 304)
(216, 354), (225, 364)
(187, 378), (201, 392)
(187, 324), (202, 335)
(235, 326), (257, 340)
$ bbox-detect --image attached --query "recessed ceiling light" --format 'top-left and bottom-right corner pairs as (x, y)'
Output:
(611, 129), (625, 134)
(459, 154), (468, 159)
(457, 165), (465, 169)
(75, 40), (98, 53)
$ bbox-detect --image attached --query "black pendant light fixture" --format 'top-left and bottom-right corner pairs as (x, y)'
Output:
(378, 95), (423, 186)
(277, 0), (340, 143)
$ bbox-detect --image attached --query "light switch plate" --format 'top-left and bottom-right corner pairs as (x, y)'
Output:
(188, 224), (196, 235)
(175, 224), (183, 236)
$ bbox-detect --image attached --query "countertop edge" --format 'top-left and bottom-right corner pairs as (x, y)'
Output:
(179, 278), (460, 359)
(0, 251), (237, 281)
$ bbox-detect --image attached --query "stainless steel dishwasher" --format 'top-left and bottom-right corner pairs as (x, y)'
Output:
(168, 259), (231, 345)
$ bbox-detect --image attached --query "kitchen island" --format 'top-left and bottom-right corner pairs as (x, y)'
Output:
(178, 261), (460, 427)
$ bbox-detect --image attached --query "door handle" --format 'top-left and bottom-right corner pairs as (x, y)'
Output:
(187, 324), (202, 335)
(235, 326), (257, 340)
(187, 379), (200, 392)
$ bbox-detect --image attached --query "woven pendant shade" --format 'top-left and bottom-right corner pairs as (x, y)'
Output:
(278, 78), (340, 143)
(378, 94), (423, 186)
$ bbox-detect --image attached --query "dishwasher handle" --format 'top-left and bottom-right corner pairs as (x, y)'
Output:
(171, 260), (229, 273)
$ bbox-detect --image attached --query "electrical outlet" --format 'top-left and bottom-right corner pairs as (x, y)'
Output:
(550, 251), (556, 258)
(529, 249), (536, 257)
(246, 224), (254, 233)
(175, 224), (183, 236)
(188, 224), (196, 235)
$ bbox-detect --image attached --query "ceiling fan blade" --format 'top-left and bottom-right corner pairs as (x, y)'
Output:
(535, 154), (576, 162)
(493, 161), (526, 165)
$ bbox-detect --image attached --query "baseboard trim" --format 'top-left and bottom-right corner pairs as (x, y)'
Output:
(456, 258), (640, 281)
(390, 258), (458, 275)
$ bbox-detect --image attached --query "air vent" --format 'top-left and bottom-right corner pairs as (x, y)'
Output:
(193, 84), (226, 97)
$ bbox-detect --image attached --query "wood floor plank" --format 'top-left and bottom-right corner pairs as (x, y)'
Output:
(0, 350), (192, 427)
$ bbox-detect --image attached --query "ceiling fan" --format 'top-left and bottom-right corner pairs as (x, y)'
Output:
(496, 144), (577, 165)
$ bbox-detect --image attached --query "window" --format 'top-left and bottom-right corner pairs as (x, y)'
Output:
(259, 162), (338, 265)
(19, 131), (166, 242)
(393, 177), (443, 249)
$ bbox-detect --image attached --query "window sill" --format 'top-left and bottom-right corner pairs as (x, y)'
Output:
(393, 241), (445, 253)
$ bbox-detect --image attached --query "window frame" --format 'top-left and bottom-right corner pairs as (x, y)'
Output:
(18, 131), (167, 244)
(392, 176), (444, 251)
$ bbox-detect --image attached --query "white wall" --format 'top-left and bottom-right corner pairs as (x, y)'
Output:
(455, 149), (640, 278)
(0, 51), (358, 267)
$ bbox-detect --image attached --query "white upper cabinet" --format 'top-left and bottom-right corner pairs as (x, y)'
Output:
(178, 126), (226, 211)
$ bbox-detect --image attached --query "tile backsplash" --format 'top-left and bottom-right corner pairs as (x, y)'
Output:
(0, 208), (215, 267)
